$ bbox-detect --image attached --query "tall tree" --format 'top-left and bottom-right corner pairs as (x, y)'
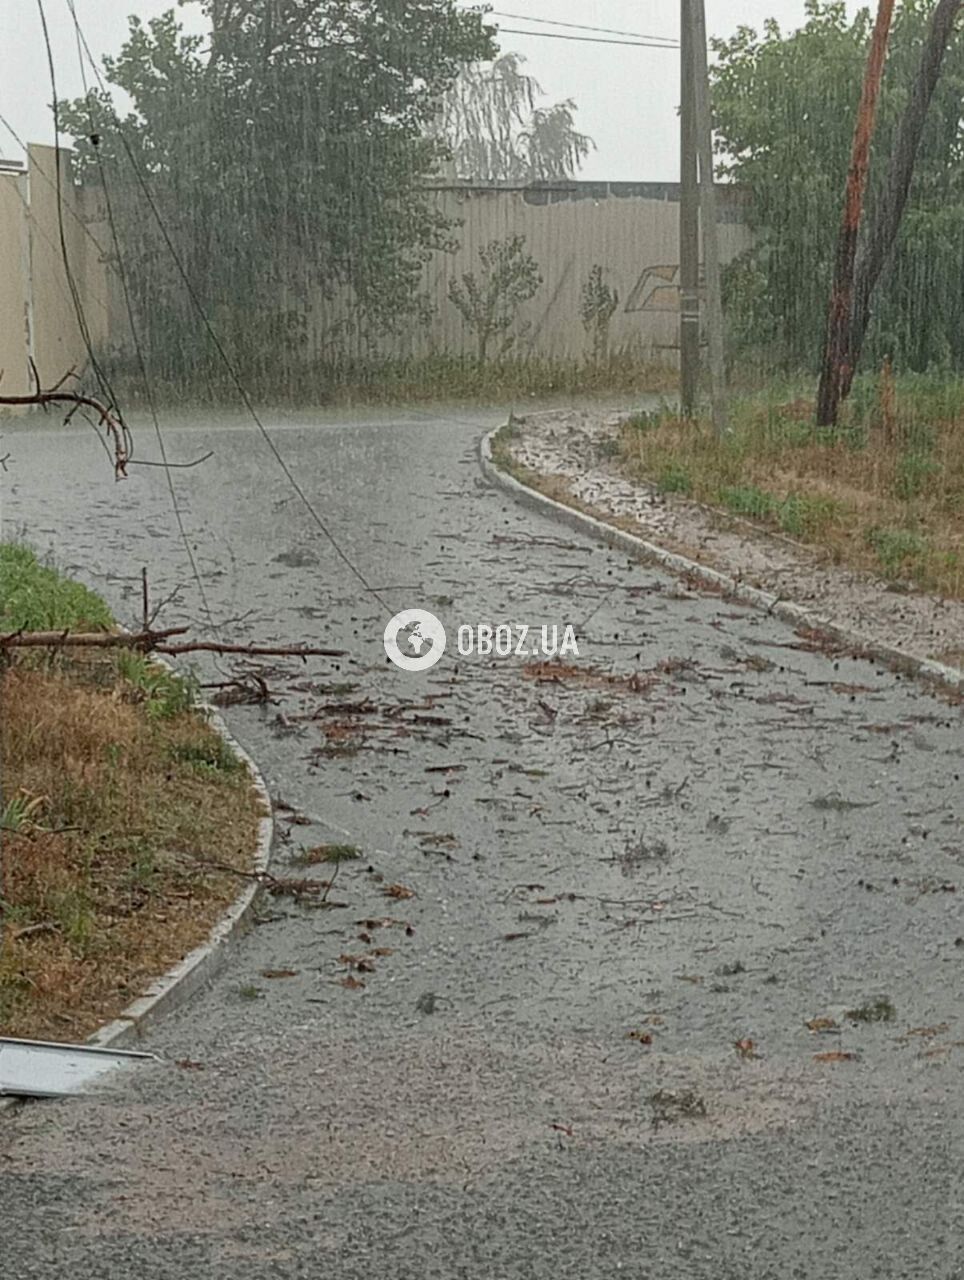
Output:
(437, 53), (593, 181)
(62, 1), (496, 391)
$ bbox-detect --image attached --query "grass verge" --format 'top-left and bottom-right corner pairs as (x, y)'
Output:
(106, 350), (678, 408)
(0, 545), (264, 1040)
(611, 372), (964, 598)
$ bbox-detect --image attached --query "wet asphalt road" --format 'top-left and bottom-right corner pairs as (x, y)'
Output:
(1, 407), (963, 1278)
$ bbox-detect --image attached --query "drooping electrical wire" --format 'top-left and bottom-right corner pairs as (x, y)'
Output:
(64, 0), (220, 636)
(65, 2), (392, 616)
(34, 0), (129, 465)
(0, 110), (111, 266)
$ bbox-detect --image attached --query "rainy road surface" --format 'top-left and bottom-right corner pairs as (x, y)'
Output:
(1, 407), (963, 1278)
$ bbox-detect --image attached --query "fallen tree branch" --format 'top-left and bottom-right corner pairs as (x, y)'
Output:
(0, 626), (187, 650)
(0, 624), (347, 659)
(0, 366), (131, 478)
(157, 640), (347, 658)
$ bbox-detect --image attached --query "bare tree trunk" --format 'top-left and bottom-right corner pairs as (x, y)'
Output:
(816, 0), (895, 428)
(841, 0), (963, 399)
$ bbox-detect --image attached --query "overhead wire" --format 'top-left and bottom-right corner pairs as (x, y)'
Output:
(65, 2), (392, 616)
(494, 27), (679, 49)
(488, 11), (678, 46)
(64, 0), (221, 637)
(34, 0), (128, 466)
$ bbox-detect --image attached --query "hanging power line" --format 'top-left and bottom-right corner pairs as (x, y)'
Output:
(34, 0), (128, 464)
(63, 0), (392, 616)
(488, 11), (678, 47)
(0, 111), (112, 264)
(64, 0), (221, 637)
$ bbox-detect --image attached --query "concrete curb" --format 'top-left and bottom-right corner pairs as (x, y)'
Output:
(1, 680), (273, 1110)
(87, 696), (274, 1051)
(480, 423), (964, 696)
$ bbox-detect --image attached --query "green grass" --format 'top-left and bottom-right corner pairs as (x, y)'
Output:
(167, 736), (243, 775)
(115, 651), (198, 719)
(846, 996), (896, 1024)
(291, 842), (360, 866)
(1, 546), (264, 1040)
(0, 541), (199, 716)
(105, 350), (678, 409)
(864, 527), (929, 577)
(0, 543), (112, 631)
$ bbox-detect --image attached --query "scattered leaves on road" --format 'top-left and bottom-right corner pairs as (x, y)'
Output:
(734, 1037), (760, 1059)
(806, 1016), (839, 1033)
(627, 1029), (653, 1045)
(813, 1051), (859, 1063)
(899, 1023), (949, 1040)
(382, 883), (415, 900)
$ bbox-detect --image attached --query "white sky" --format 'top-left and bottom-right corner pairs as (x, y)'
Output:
(2, 1), (863, 180)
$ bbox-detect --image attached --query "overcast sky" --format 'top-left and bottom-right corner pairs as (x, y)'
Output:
(2, 1), (863, 180)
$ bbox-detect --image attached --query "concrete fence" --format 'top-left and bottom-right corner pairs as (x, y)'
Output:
(0, 148), (751, 392)
(0, 145), (109, 402)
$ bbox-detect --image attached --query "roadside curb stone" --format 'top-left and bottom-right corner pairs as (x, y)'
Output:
(479, 422), (964, 697)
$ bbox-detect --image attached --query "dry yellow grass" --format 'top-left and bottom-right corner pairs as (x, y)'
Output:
(615, 378), (964, 598)
(0, 656), (264, 1040)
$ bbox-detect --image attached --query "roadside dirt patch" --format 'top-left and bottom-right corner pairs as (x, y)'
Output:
(0, 656), (264, 1040)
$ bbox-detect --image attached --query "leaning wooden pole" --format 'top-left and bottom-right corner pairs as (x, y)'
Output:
(842, 0), (963, 400)
(816, 0), (895, 427)
(691, 0), (728, 437)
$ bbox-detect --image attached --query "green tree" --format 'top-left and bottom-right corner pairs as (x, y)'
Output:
(580, 265), (619, 364)
(711, 0), (964, 373)
(447, 234), (542, 361)
(437, 53), (593, 181)
(62, 1), (496, 393)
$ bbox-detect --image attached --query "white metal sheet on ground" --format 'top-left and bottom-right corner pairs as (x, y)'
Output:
(0, 1036), (156, 1098)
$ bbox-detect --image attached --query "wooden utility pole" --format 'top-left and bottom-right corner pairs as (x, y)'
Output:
(842, 0), (963, 401)
(816, 0), (895, 427)
(691, 0), (728, 437)
(679, 0), (700, 417)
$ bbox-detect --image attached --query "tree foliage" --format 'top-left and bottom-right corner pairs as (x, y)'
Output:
(437, 53), (593, 182)
(580, 265), (619, 364)
(447, 234), (542, 361)
(712, 0), (964, 373)
(61, 1), (496, 389)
